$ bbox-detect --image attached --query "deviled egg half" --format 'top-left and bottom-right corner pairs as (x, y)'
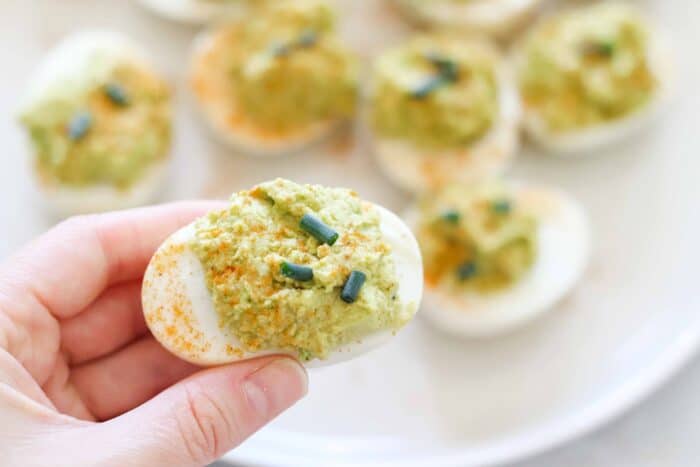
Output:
(18, 31), (172, 217)
(515, 3), (671, 155)
(190, 0), (359, 156)
(143, 179), (423, 366)
(369, 34), (520, 193)
(407, 181), (589, 336)
(137, 0), (257, 24)
(394, 0), (544, 39)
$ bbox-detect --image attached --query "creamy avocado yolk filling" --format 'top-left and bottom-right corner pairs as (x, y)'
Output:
(218, 1), (358, 133)
(518, 4), (657, 132)
(20, 61), (171, 190)
(418, 183), (537, 293)
(371, 36), (499, 150)
(190, 179), (406, 361)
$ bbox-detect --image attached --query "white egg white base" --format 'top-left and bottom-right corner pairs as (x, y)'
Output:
(408, 186), (590, 337)
(137, 0), (248, 24)
(372, 59), (521, 194)
(516, 23), (675, 155)
(189, 30), (343, 157)
(142, 203), (423, 367)
(35, 160), (169, 218)
(394, 0), (543, 38)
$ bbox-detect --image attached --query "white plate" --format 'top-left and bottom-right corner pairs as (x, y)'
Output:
(3, 1), (699, 466)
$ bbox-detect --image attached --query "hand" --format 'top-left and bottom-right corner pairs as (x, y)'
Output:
(0, 203), (308, 467)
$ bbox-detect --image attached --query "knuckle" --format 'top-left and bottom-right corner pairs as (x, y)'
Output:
(174, 383), (234, 463)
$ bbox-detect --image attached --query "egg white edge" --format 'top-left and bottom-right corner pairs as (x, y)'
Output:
(394, 0), (544, 38)
(513, 11), (676, 156)
(371, 45), (521, 194)
(142, 202), (423, 368)
(136, 0), (247, 24)
(188, 29), (345, 158)
(405, 184), (591, 337)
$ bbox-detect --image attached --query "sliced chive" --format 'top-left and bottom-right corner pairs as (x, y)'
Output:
(457, 261), (478, 281)
(68, 111), (92, 140)
(104, 83), (130, 106)
(440, 209), (461, 224)
(491, 200), (512, 215)
(582, 40), (615, 58)
(297, 29), (318, 48)
(281, 261), (314, 282)
(410, 75), (446, 99)
(425, 52), (460, 82)
(300, 214), (339, 245)
(270, 42), (291, 57)
(341, 270), (367, 304)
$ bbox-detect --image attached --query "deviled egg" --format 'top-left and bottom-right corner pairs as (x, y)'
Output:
(515, 3), (671, 155)
(137, 0), (257, 24)
(369, 34), (520, 193)
(393, 0), (544, 39)
(143, 179), (423, 366)
(407, 181), (589, 336)
(18, 31), (172, 217)
(189, 0), (359, 156)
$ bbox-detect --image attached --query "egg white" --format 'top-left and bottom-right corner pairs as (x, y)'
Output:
(137, 0), (248, 24)
(20, 30), (171, 217)
(189, 30), (344, 157)
(515, 19), (675, 155)
(142, 203), (423, 367)
(407, 185), (590, 337)
(371, 52), (521, 194)
(393, 0), (543, 39)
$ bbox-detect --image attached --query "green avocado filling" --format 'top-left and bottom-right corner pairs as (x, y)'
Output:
(19, 58), (171, 190)
(225, 0), (358, 132)
(518, 4), (657, 132)
(417, 182), (537, 293)
(190, 178), (410, 361)
(371, 35), (499, 149)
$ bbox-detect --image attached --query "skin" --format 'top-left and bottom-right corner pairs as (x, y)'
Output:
(0, 202), (308, 467)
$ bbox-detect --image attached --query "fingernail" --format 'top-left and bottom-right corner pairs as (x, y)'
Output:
(243, 358), (308, 420)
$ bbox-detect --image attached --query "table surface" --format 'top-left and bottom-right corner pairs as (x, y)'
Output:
(2, 1), (699, 466)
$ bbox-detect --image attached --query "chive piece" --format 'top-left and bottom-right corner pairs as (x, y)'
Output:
(297, 29), (318, 48)
(300, 214), (339, 245)
(270, 42), (291, 58)
(341, 270), (367, 304)
(68, 111), (92, 140)
(582, 40), (615, 58)
(281, 261), (314, 282)
(440, 209), (461, 224)
(457, 262), (478, 281)
(425, 52), (460, 82)
(104, 83), (130, 106)
(491, 200), (512, 215)
(411, 75), (446, 99)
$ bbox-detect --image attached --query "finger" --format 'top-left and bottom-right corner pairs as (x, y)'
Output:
(89, 356), (307, 467)
(69, 337), (199, 420)
(60, 281), (146, 365)
(0, 201), (224, 321)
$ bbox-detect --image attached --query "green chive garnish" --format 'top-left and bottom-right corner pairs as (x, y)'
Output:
(270, 29), (318, 58)
(297, 29), (318, 48)
(281, 261), (314, 281)
(441, 209), (461, 224)
(410, 52), (460, 99)
(411, 75), (446, 99)
(341, 270), (367, 303)
(457, 262), (478, 281)
(104, 83), (130, 106)
(68, 111), (92, 140)
(491, 200), (512, 215)
(300, 214), (339, 245)
(582, 40), (615, 58)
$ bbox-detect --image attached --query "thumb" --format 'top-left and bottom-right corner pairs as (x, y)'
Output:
(93, 356), (307, 467)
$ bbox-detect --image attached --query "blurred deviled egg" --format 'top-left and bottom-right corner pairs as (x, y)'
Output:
(18, 31), (172, 217)
(408, 181), (590, 336)
(515, 3), (671, 155)
(189, 0), (359, 156)
(137, 0), (257, 24)
(143, 178), (423, 366)
(369, 34), (520, 193)
(393, 0), (544, 39)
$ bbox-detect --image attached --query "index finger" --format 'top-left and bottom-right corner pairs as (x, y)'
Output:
(0, 201), (224, 320)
